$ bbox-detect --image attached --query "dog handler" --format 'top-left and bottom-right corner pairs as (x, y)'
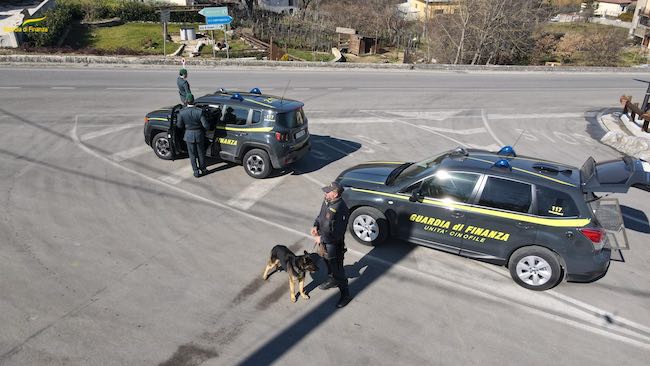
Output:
(311, 182), (353, 308)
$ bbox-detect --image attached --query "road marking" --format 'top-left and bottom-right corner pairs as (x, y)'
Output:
(362, 111), (467, 146)
(109, 145), (151, 162)
(308, 117), (391, 124)
(51, 87), (75, 90)
(80, 124), (139, 141)
(105, 87), (177, 91)
(0, 86), (21, 89)
(375, 110), (470, 121)
(355, 134), (389, 150)
(481, 109), (505, 146)
(293, 87), (311, 91)
(419, 125), (487, 135)
(467, 143), (500, 151)
(157, 166), (196, 185)
(299, 173), (326, 187)
(226, 176), (288, 210)
(327, 87), (343, 91)
(71, 116), (650, 351)
(489, 112), (598, 119)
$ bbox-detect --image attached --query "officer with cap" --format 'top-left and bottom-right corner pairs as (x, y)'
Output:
(176, 93), (209, 178)
(177, 69), (192, 106)
(311, 181), (353, 308)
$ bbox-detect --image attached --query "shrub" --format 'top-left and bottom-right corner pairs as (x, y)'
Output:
(25, 4), (75, 47)
(618, 12), (633, 22)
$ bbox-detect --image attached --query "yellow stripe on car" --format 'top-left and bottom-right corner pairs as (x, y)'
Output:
(147, 117), (168, 121)
(216, 126), (273, 132)
(350, 188), (590, 227)
(244, 98), (274, 108)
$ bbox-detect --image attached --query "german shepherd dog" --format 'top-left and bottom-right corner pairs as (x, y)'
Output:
(263, 245), (319, 303)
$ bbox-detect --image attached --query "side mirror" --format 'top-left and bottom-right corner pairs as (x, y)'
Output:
(409, 191), (424, 203)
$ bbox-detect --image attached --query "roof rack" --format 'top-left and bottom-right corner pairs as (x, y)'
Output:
(532, 163), (572, 175)
(449, 147), (469, 158)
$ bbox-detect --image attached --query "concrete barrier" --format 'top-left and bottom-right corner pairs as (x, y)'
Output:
(1, 54), (650, 73)
(601, 131), (650, 161)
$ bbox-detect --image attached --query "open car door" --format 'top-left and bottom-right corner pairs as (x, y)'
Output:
(168, 104), (184, 160)
(581, 156), (650, 194)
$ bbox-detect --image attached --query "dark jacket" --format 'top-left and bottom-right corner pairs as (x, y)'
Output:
(176, 106), (209, 143)
(177, 77), (191, 103)
(314, 197), (349, 252)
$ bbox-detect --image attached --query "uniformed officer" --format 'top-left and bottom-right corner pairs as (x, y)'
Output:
(311, 181), (353, 308)
(176, 93), (209, 178)
(177, 69), (192, 106)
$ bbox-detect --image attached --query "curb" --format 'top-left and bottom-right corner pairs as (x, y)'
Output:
(597, 110), (650, 160)
(2, 54), (650, 73)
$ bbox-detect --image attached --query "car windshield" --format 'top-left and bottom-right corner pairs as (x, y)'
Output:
(391, 154), (444, 186)
(276, 108), (305, 129)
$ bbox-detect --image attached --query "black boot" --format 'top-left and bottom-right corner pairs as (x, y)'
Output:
(336, 288), (352, 308)
(319, 277), (337, 290)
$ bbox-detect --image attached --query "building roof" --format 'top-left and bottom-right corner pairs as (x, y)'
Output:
(596, 0), (635, 4)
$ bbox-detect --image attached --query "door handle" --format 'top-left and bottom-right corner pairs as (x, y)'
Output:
(565, 231), (574, 239)
(238, 132), (248, 136)
(516, 222), (533, 230)
(451, 211), (464, 218)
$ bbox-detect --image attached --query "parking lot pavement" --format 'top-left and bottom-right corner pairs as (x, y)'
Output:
(2, 68), (650, 365)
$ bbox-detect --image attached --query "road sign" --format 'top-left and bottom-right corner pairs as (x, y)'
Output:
(206, 15), (232, 25)
(199, 24), (223, 31)
(160, 9), (170, 23)
(199, 7), (228, 17)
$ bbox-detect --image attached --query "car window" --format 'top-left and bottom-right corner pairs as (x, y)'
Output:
(393, 154), (446, 186)
(223, 106), (249, 126)
(205, 105), (222, 125)
(277, 108), (305, 128)
(478, 177), (532, 213)
(420, 172), (480, 203)
(536, 186), (579, 217)
(252, 110), (262, 124)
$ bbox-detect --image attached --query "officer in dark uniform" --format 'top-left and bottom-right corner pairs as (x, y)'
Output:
(312, 181), (353, 308)
(177, 69), (191, 106)
(176, 93), (209, 178)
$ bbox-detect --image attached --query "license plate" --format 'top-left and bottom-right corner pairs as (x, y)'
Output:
(295, 130), (305, 139)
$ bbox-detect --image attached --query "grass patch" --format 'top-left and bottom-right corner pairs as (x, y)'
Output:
(287, 48), (333, 62)
(65, 22), (188, 55)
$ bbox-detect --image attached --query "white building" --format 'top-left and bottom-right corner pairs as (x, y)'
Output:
(588, 0), (636, 18)
(257, 0), (300, 14)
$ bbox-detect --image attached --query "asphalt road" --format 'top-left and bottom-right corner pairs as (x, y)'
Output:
(1, 66), (649, 366)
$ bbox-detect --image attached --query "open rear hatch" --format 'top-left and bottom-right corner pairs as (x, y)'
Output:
(580, 156), (650, 193)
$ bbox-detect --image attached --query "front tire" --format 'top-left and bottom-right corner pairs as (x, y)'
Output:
(243, 149), (271, 179)
(152, 132), (173, 160)
(348, 207), (389, 246)
(508, 246), (562, 291)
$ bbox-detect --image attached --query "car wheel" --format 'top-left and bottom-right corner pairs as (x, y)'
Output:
(243, 149), (271, 179)
(348, 207), (388, 246)
(152, 132), (174, 160)
(508, 246), (562, 291)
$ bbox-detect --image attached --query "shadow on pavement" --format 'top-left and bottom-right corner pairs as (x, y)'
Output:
(292, 134), (361, 175)
(620, 205), (650, 234)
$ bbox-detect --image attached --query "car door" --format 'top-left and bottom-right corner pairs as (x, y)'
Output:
(216, 104), (251, 161)
(459, 175), (538, 263)
(393, 171), (482, 254)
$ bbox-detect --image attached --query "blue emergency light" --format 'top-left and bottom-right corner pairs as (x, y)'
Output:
(231, 93), (244, 101)
(497, 145), (516, 157)
(493, 159), (512, 170)
(250, 88), (262, 94)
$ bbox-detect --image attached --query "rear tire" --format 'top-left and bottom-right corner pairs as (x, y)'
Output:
(348, 207), (389, 246)
(152, 132), (173, 160)
(508, 246), (562, 291)
(243, 149), (271, 179)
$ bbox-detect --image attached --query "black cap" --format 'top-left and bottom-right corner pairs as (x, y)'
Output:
(322, 181), (343, 194)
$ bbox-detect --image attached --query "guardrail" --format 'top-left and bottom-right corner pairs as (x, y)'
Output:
(620, 95), (650, 132)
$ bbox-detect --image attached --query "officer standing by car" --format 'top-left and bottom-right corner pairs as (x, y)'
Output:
(177, 69), (192, 106)
(312, 182), (353, 308)
(176, 93), (209, 178)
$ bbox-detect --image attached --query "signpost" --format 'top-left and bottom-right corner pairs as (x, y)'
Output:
(199, 7), (232, 59)
(160, 9), (170, 57)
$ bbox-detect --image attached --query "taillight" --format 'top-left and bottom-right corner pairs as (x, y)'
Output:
(578, 228), (605, 252)
(275, 132), (290, 142)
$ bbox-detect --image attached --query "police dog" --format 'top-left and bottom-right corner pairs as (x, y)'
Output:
(262, 245), (319, 303)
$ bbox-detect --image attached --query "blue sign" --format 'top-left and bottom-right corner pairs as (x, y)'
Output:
(206, 15), (233, 25)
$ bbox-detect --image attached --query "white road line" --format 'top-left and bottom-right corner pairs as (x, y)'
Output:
(489, 112), (598, 119)
(109, 145), (151, 162)
(420, 126), (487, 135)
(362, 111), (467, 146)
(300, 173), (326, 187)
(105, 87), (177, 90)
(293, 87), (311, 91)
(308, 117), (391, 125)
(51, 87), (75, 90)
(157, 166), (196, 185)
(71, 117), (650, 350)
(327, 87), (343, 91)
(80, 124), (139, 141)
(226, 176), (288, 210)
(481, 109), (505, 146)
(0, 87), (21, 89)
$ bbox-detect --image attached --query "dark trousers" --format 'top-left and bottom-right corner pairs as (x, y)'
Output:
(324, 244), (348, 291)
(186, 139), (206, 173)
